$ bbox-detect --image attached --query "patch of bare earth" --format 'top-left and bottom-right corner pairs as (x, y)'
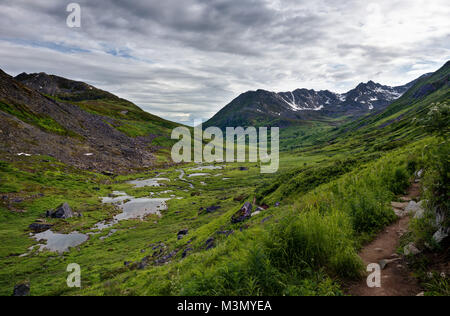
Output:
(346, 183), (423, 296)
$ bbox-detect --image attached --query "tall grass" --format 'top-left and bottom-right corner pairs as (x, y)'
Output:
(174, 142), (419, 296)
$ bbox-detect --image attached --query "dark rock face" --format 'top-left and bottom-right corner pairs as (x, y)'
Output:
(0, 69), (166, 173)
(217, 230), (234, 237)
(182, 248), (193, 258)
(206, 205), (221, 213)
(177, 229), (189, 240)
(46, 203), (74, 219)
(231, 202), (253, 224)
(154, 251), (178, 265)
(29, 222), (53, 233)
(205, 237), (215, 250)
(261, 216), (274, 224)
(12, 283), (30, 296)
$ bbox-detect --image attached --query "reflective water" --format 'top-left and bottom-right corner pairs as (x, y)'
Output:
(188, 173), (210, 177)
(33, 230), (88, 253)
(114, 197), (170, 221)
(127, 178), (170, 188)
(189, 165), (223, 171)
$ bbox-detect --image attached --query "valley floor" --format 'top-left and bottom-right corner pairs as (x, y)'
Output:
(0, 135), (448, 296)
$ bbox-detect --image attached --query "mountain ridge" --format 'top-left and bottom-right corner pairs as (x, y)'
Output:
(204, 73), (432, 129)
(0, 69), (180, 173)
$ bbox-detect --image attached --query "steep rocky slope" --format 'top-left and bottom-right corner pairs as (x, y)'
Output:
(0, 70), (179, 173)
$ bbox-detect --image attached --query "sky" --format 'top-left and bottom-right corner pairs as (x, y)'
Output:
(0, 0), (449, 125)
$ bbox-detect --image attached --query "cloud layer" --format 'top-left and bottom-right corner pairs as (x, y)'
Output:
(0, 0), (449, 125)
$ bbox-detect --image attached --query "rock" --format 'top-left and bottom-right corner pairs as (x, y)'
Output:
(154, 251), (177, 265)
(404, 242), (421, 256)
(432, 227), (449, 244)
(251, 211), (261, 217)
(393, 208), (408, 218)
(12, 283), (30, 296)
(239, 167), (248, 171)
(391, 202), (409, 209)
(182, 248), (193, 258)
(415, 169), (424, 179)
(275, 202), (281, 207)
(28, 222), (53, 233)
(379, 258), (401, 270)
(261, 216), (273, 224)
(206, 205), (221, 213)
(405, 201), (425, 219)
(177, 229), (189, 240)
(205, 237), (215, 250)
(416, 292), (425, 297)
(379, 260), (389, 270)
(137, 256), (150, 270)
(216, 230), (234, 237)
(46, 203), (74, 219)
(374, 248), (383, 253)
(231, 202), (253, 224)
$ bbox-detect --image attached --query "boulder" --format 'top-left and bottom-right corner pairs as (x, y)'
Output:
(205, 237), (215, 250)
(405, 201), (425, 219)
(12, 283), (30, 296)
(177, 229), (189, 240)
(28, 222), (53, 233)
(182, 248), (193, 258)
(231, 202), (252, 224)
(206, 205), (221, 213)
(46, 203), (74, 219)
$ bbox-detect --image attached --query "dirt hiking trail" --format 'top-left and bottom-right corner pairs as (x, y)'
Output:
(347, 183), (423, 296)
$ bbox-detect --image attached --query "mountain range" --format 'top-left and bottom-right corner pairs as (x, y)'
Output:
(204, 74), (432, 129)
(0, 61), (448, 173)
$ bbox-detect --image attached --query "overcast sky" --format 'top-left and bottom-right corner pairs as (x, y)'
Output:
(0, 0), (449, 125)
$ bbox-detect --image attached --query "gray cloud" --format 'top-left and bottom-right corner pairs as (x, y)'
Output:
(0, 0), (449, 125)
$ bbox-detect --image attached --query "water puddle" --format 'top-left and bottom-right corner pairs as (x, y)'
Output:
(177, 169), (195, 189)
(188, 173), (210, 177)
(114, 197), (170, 221)
(97, 191), (171, 230)
(33, 230), (88, 253)
(189, 165), (223, 171)
(127, 178), (170, 188)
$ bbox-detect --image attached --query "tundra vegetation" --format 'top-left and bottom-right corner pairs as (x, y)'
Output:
(0, 63), (448, 296)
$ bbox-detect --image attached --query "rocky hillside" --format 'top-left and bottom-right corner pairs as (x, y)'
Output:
(204, 76), (428, 129)
(0, 70), (179, 173)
